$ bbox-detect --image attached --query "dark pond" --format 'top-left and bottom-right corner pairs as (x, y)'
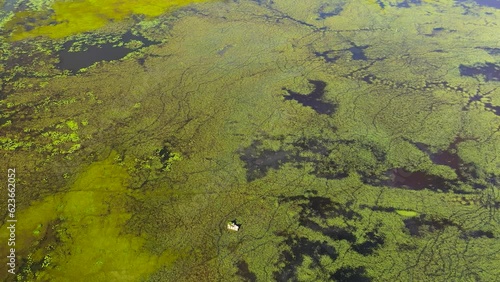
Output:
(330, 266), (371, 282)
(236, 260), (257, 282)
(57, 31), (158, 73)
(239, 141), (293, 181)
(274, 236), (338, 281)
(348, 45), (368, 60)
(459, 63), (500, 82)
(317, 3), (343, 19)
(476, 47), (500, 55)
(364, 138), (492, 193)
(283, 80), (336, 115)
(484, 102), (500, 115)
(469, 0), (500, 9)
(384, 168), (450, 191)
(314, 50), (340, 63)
(403, 215), (460, 236)
(462, 230), (495, 239)
(397, 0), (423, 8)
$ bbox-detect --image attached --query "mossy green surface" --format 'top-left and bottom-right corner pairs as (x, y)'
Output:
(395, 210), (419, 217)
(5, 0), (217, 40)
(1, 0), (499, 281)
(0, 151), (177, 281)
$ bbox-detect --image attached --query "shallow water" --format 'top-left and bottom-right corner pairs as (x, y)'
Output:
(0, 0), (499, 281)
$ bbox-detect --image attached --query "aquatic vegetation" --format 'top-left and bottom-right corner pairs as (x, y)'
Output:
(395, 210), (419, 217)
(0, 152), (177, 281)
(6, 0), (218, 41)
(1, 0), (499, 281)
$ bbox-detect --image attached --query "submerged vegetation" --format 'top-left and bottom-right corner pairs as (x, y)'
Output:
(0, 0), (499, 281)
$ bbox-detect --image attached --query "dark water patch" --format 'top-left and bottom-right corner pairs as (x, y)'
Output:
(459, 63), (500, 82)
(459, 163), (485, 188)
(305, 189), (318, 195)
(363, 164), (450, 191)
(425, 27), (446, 37)
(429, 148), (482, 190)
(301, 218), (357, 243)
(404, 215), (460, 236)
(352, 230), (384, 255)
(411, 138), (488, 188)
(493, 201), (500, 209)
(241, 149), (290, 181)
(484, 102), (500, 115)
(396, 0), (422, 8)
(397, 1), (411, 7)
(465, 0), (500, 8)
(348, 45), (369, 60)
(240, 136), (359, 182)
(360, 205), (396, 213)
(158, 146), (172, 164)
(306, 138), (385, 181)
(280, 196), (362, 249)
(312, 159), (350, 180)
(322, 225), (357, 242)
(385, 168), (451, 191)
(317, 2), (344, 19)
(239, 140), (297, 181)
(476, 47), (500, 55)
(468, 93), (483, 103)
(431, 150), (461, 172)
(57, 41), (132, 73)
(411, 141), (432, 154)
(375, 139), (475, 191)
(362, 74), (377, 84)
(247, 135), (386, 183)
(283, 80), (336, 115)
(292, 137), (332, 156)
(314, 50), (340, 63)
(301, 196), (334, 218)
(300, 197), (362, 220)
(423, 80), (465, 92)
(330, 266), (371, 282)
(274, 236), (338, 282)
(283, 196), (373, 247)
(122, 30), (159, 47)
(0, 117), (9, 126)
(157, 145), (180, 171)
(236, 260), (257, 282)
(291, 136), (386, 181)
(265, 5), (320, 30)
(487, 176), (499, 185)
(279, 195), (362, 221)
(57, 31), (159, 73)
(2, 0), (19, 14)
(473, 183), (487, 189)
(461, 230), (495, 239)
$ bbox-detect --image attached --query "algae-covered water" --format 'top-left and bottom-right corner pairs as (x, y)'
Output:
(0, 0), (499, 281)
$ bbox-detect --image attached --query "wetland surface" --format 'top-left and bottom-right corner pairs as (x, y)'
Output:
(0, 0), (499, 281)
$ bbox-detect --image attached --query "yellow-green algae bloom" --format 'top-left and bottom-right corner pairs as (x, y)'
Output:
(395, 210), (419, 217)
(0, 151), (178, 280)
(7, 0), (217, 40)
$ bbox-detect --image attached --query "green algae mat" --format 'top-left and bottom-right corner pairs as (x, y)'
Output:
(0, 0), (499, 281)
